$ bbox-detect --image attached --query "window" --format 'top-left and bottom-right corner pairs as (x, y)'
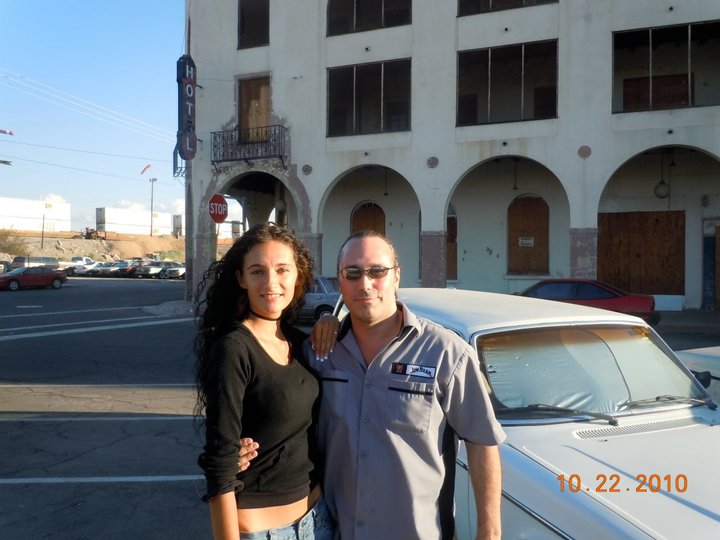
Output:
(613, 21), (720, 112)
(352, 202), (385, 234)
(458, 0), (556, 17)
(328, 59), (411, 136)
(507, 196), (549, 275)
(328, 0), (411, 36)
(238, 0), (269, 49)
(458, 41), (557, 126)
(239, 77), (270, 141)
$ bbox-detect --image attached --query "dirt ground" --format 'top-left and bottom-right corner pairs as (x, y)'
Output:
(0, 234), (187, 263)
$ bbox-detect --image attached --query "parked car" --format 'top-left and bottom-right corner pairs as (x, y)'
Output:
(83, 261), (113, 276)
(0, 266), (68, 290)
(334, 288), (718, 539)
(299, 276), (340, 320)
(58, 256), (95, 276)
(519, 278), (661, 326)
(0, 260), (10, 274)
(10, 256), (59, 270)
(161, 263), (186, 279)
(135, 261), (181, 278)
(116, 260), (140, 278)
(98, 260), (132, 277)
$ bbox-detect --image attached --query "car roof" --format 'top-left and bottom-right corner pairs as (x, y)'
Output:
(396, 288), (646, 337)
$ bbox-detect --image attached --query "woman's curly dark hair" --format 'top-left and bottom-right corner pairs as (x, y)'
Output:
(193, 223), (314, 416)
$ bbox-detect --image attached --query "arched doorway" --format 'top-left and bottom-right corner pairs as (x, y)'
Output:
(507, 195), (549, 275)
(352, 202), (385, 234)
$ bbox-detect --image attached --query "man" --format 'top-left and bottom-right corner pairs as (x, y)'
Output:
(308, 230), (505, 540)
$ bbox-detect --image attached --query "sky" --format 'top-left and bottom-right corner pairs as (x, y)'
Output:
(0, 1), (189, 231)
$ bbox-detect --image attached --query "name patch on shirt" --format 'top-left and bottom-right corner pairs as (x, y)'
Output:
(391, 362), (436, 379)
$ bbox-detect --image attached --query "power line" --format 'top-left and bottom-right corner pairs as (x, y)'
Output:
(0, 68), (175, 142)
(0, 155), (179, 187)
(0, 139), (171, 163)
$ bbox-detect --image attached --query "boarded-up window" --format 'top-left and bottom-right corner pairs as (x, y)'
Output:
(239, 78), (270, 141)
(507, 196), (549, 275)
(598, 211), (685, 295)
(352, 203), (385, 234)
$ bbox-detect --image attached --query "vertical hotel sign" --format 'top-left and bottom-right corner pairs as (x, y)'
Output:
(177, 54), (197, 160)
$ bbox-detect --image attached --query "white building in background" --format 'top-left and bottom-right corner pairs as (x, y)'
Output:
(96, 204), (244, 239)
(0, 196), (71, 233)
(183, 0), (720, 309)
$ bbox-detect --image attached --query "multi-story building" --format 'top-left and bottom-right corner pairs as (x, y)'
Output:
(182, 0), (720, 310)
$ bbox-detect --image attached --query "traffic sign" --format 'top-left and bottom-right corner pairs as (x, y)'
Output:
(209, 194), (228, 223)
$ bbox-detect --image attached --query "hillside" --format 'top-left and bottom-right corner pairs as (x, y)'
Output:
(0, 233), (186, 263)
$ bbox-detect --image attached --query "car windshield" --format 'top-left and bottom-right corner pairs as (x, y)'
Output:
(324, 277), (339, 292)
(478, 325), (706, 417)
(7, 267), (27, 275)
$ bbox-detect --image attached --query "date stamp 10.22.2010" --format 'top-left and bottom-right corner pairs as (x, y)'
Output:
(556, 473), (688, 494)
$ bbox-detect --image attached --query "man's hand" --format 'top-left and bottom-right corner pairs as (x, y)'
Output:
(309, 314), (340, 361)
(238, 438), (259, 472)
(466, 442), (502, 540)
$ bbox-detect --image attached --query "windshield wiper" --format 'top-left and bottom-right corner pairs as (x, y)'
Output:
(499, 403), (619, 426)
(621, 395), (717, 411)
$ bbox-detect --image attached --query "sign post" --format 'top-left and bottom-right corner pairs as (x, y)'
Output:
(209, 194), (229, 224)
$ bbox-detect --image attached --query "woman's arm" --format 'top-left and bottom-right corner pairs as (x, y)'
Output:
(309, 314), (340, 360)
(209, 491), (240, 540)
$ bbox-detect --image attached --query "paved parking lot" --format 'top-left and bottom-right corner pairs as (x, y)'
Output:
(0, 279), (210, 539)
(1, 279), (718, 539)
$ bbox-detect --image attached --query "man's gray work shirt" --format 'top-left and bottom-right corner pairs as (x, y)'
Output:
(306, 302), (506, 540)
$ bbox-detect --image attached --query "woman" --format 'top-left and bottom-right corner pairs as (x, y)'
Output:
(195, 223), (336, 540)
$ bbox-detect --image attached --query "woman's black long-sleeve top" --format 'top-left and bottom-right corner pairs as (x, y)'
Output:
(198, 321), (320, 508)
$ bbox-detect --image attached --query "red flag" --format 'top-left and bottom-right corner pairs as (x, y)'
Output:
(140, 163), (152, 175)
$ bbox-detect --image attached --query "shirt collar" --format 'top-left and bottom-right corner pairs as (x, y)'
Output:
(337, 300), (420, 340)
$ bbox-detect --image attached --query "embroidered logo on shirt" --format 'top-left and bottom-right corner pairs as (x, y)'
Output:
(391, 362), (436, 379)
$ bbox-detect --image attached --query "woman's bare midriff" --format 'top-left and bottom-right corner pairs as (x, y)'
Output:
(237, 485), (321, 533)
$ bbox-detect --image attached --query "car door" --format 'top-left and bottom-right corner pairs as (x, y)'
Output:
(24, 267), (45, 287)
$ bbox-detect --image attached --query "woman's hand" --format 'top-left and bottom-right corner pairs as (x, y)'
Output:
(238, 438), (259, 472)
(310, 314), (340, 361)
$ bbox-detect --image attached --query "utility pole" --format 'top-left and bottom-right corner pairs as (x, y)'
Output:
(149, 177), (157, 236)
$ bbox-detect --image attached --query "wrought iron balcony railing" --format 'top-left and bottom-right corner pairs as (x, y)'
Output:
(211, 124), (287, 166)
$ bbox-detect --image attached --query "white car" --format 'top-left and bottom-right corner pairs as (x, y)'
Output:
(347, 289), (719, 539)
(134, 261), (181, 278)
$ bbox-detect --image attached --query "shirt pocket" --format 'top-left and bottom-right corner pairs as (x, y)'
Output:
(319, 369), (350, 420)
(385, 380), (435, 434)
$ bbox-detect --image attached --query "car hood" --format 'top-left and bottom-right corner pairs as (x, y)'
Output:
(501, 407), (720, 538)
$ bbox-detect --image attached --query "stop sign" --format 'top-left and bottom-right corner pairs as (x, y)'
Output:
(208, 194), (228, 223)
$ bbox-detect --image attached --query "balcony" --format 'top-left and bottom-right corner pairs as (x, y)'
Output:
(211, 125), (287, 166)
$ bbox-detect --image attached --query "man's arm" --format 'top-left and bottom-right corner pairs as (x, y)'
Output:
(465, 441), (502, 540)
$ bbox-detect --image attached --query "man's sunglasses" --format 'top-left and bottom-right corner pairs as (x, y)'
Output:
(340, 265), (397, 280)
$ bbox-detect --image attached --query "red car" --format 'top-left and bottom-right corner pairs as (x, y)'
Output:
(0, 266), (68, 291)
(519, 278), (661, 326)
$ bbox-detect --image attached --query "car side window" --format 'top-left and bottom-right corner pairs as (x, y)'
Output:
(535, 282), (574, 299)
(577, 283), (615, 300)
